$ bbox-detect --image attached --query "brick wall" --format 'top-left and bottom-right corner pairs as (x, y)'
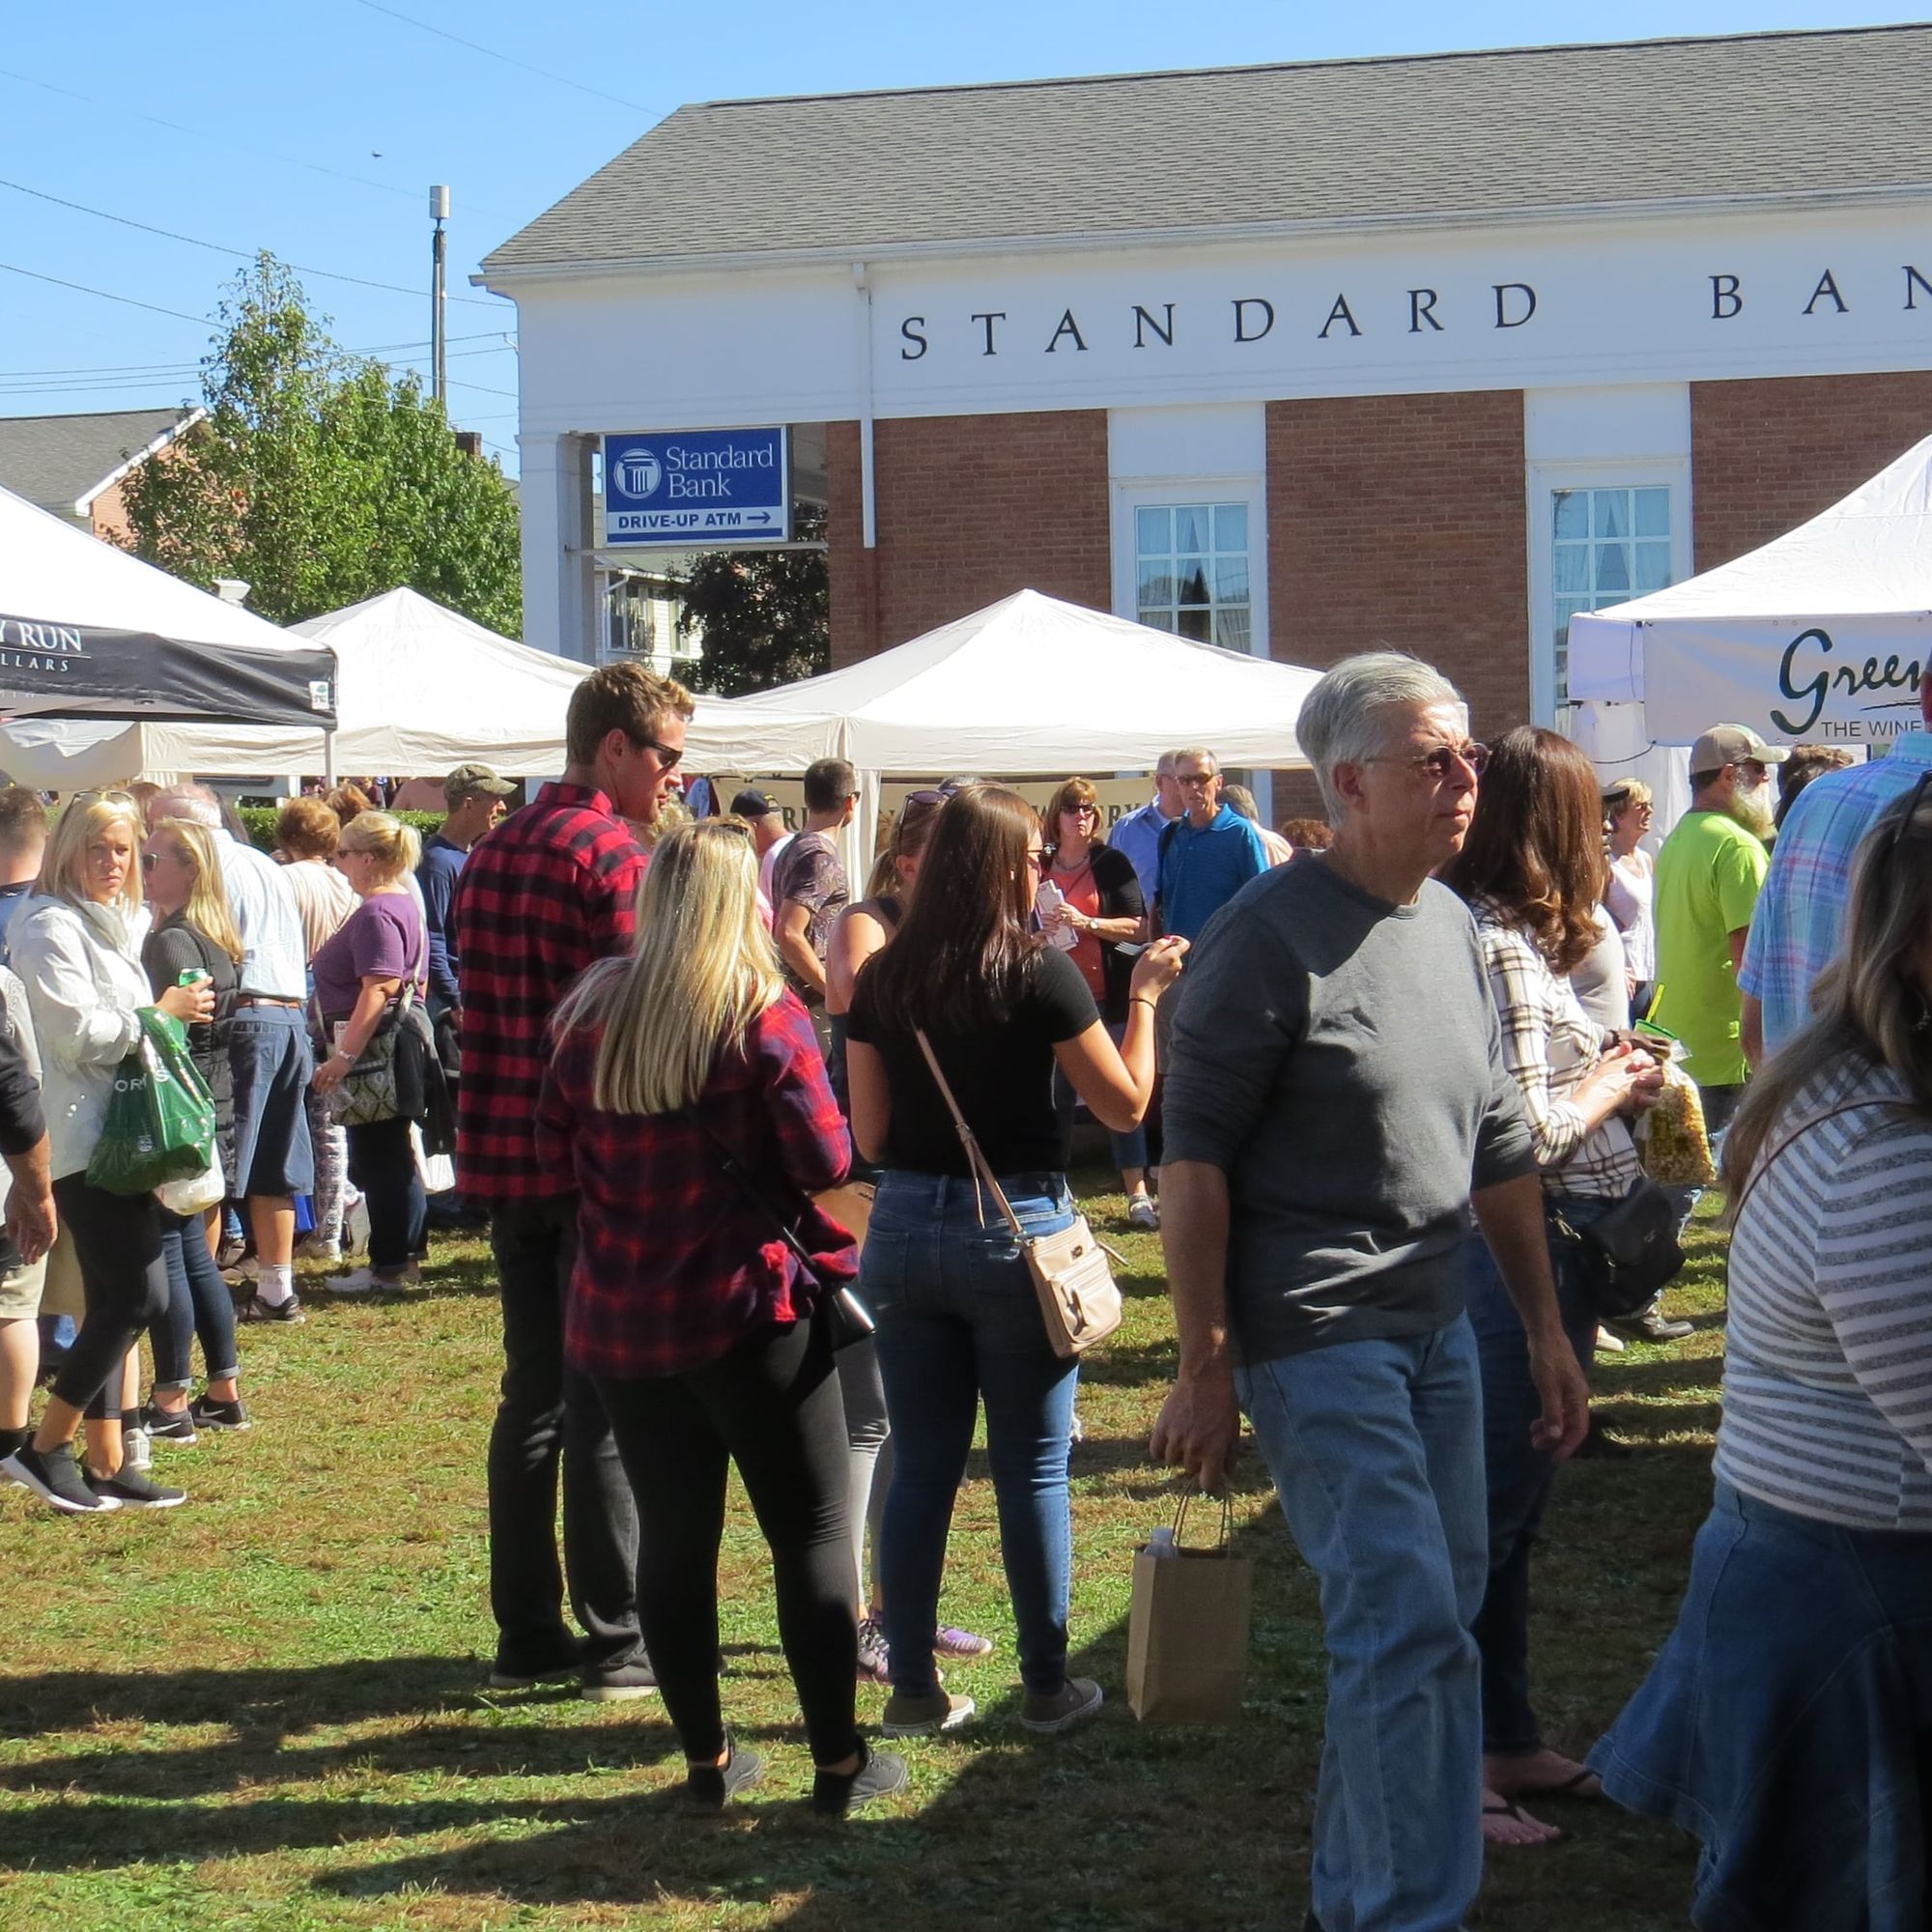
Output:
(1266, 389), (1529, 750)
(826, 410), (1111, 663)
(1691, 372), (1932, 569)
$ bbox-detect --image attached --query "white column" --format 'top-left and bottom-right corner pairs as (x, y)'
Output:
(519, 432), (598, 662)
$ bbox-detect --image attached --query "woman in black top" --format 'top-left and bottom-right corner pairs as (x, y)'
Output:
(138, 819), (246, 1438)
(845, 784), (1184, 1739)
(1038, 778), (1156, 1227)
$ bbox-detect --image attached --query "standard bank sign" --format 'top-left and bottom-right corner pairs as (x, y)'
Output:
(602, 427), (790, 546)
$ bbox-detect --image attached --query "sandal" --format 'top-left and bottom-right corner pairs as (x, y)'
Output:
(1482, 1794), (1564, 1848)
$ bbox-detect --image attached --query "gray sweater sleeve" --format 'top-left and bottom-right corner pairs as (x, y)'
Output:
(1161, 907), (1303, 1173)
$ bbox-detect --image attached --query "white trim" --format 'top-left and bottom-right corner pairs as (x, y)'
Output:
(475, 182), (1932, 290)
(1524, 456), (1690, 724)
(71, 407), (206, 515)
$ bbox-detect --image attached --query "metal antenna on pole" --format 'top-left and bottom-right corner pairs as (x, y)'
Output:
(430, 185), (450, 406)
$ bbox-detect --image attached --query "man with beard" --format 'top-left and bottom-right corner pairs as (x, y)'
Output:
(1653, 723), (1785, 1152)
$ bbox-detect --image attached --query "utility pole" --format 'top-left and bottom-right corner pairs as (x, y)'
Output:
(430, 185), (450, 407)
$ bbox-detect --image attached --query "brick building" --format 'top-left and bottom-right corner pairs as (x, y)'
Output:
(481, 25), (1932, 806)
(0, 408), (204, 544)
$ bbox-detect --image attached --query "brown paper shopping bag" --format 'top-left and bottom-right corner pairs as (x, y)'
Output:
(1125, 1494), (1253, 1723)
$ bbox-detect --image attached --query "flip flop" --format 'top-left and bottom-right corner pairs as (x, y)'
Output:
(1482, 1796), (1566, 1848)
(1510, 1767), (1604, 1801)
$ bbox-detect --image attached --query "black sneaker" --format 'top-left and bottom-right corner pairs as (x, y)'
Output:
(86, 1464), (186, 1509)
(487, 1639), (582, 1690)
(582, 1655), (659, 1702)
(187, 1394), (251, 1432)
(2, 1441), (119, 1513)
(1605, 1307), (1693, 1345)
(141, 1403), (198, 1446)
(684, 1738), (765, 1809)
(235, 1290), (305, 1325)
(811, 1743), (908, 1815)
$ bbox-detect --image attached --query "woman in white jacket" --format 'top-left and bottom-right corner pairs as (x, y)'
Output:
(2, 793), (211, 1513)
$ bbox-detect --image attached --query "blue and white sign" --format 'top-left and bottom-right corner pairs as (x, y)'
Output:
(601, 427), (790, 546)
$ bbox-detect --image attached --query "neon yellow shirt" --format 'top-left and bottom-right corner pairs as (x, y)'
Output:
(1652, 810), (1770, 1087)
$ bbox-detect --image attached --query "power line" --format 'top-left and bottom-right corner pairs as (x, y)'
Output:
(0, 177), (506, 307)
(346, 0), (658, 115)
(0, 334), (510, 383)
(0, 261), (211, 327)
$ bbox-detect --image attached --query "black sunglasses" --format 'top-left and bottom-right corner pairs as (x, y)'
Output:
(629, 733), (683, 771)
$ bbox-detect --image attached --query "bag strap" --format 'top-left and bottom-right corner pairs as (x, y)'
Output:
(912, 1027), (1028, 1242)
(1172, 1490), (1235, 1550)
(1730, 1095), (1908, 1226)
(689, 1111), (825, 1289)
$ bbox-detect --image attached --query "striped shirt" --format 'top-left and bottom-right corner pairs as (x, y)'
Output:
(1719, 1053), (1932, 1531)
(1469, 899), (1638, 1200)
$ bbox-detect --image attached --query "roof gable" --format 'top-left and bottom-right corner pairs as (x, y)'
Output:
(484, 26), (1932, 274)
(0, 408), (203, 517)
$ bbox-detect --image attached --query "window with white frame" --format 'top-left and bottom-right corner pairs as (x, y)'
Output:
(1550, 485), (1673, 707)
(1134, 502), (1251, 650)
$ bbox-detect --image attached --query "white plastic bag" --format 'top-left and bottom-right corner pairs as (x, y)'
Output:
(156, 1146), (225, 1217)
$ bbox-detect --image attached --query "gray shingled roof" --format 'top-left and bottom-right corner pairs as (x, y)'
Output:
(484, 26), (1932, 273)
(0, 408), (200, 515)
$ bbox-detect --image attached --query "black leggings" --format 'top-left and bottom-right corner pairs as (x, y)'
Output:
(595, 1311), (858, 1767)
(50, 1174), (169, 1421)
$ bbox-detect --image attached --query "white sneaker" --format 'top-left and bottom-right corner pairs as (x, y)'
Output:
(325, 1266), (380, 1295)
(295, 1236), (342, 1264)
(1595, 1325), (1628, 1354)
(124, 1426), (153, 1472)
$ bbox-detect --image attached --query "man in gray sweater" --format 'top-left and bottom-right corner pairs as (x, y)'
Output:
(1152, 653), (1589, 1932)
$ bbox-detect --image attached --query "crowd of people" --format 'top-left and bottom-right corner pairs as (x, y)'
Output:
(0, 646), (1927, 1921)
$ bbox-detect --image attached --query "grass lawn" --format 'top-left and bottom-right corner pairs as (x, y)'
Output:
(0, 1174), (1726, 1932)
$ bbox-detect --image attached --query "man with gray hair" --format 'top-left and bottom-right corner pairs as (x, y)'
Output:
(150, 784), (315, 1324)
(1152, 748), (1268, 943)
(1109, 751), (1185, 903)
(1152, 654), (1588, 1932)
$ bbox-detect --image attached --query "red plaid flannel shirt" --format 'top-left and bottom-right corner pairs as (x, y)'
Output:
(536, 993), (857, 1379)
(453, 782), (646, 1201)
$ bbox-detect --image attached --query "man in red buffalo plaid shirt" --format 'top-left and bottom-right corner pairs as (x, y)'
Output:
(454, 659), (693, 1700)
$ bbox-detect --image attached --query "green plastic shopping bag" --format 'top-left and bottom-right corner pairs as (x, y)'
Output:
(85, 1009), (217, 1196)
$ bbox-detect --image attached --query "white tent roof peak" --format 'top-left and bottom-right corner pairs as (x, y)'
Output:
(1567, 433), (1932, 743)
(690, 588), (1320, 774)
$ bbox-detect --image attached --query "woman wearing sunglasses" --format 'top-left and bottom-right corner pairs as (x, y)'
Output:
(845, 784), (1185, 1738)
(1039, 777), (1158, 1229)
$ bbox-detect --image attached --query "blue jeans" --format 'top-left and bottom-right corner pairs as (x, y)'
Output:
(864, 1169), (1078, 1696)
(151, 1210), (240, 1390)
(228, 1005), (316, 1197)
(1463, 1195), (1604, 1758)
(346, 1115), (425, 1272)
(1238, 1319), (1487, 1932)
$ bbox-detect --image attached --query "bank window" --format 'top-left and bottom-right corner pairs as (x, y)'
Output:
(1136, 503), (1250, 650)
(1551, 486), (1672, 705)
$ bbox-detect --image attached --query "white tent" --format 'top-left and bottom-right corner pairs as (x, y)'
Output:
(1569, 434), (1932, 750)
(0, 586), (586, 786)
(683, 588), (1321, 880)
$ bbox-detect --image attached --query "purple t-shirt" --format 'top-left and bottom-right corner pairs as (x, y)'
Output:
(312, 894), (426, 1025)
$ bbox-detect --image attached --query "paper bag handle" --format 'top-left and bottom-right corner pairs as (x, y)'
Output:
(1172, 1491), (1235, 1551)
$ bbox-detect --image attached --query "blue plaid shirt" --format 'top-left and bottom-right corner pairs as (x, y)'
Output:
(1740, 729), (1932, 1055)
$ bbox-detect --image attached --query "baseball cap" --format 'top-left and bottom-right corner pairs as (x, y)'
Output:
(1689, 724), (1790, 773)
(729, 787), (781, 818)
(444, 763), (517, 807)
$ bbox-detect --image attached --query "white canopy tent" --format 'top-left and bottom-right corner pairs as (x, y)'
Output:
(1569, 433), (1932, 753)
(0, 484), (338, 786)
(0, 586), (586, 787)
(683, 589), (1322, 881)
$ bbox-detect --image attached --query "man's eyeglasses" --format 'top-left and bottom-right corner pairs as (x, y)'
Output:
(1370, 741), (1490, 781)
(140, 853), (159, 870)
(1175, 773), (1216, 789)
(628, 733), (683, 771)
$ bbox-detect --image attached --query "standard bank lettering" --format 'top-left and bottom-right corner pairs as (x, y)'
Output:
(663, 441), (779, 501)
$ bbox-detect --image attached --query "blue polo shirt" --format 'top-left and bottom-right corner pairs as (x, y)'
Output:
(1157, 806), (1269, 941)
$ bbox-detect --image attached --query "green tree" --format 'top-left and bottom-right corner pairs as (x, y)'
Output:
(123, 255), (521, 634)
(675, 502), (829, 696)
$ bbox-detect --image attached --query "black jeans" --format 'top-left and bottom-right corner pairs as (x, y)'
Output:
(151, 1209), (239, 1389)
(596, 1310), (860, 1767)
(345, 1116), (426, 1271)
(50, 1174), (169, 1421)
(486, 1196), (640, 1672)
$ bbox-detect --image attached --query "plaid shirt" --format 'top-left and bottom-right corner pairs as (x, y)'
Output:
(1470, 898), (1638, 1200)
(1741, 729), (1932, 1057)
(452, 782), (646, 1201)
(536, 993), (856, 1379)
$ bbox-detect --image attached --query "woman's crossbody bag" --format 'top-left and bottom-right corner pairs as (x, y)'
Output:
(913, 1028), (1122, 1358)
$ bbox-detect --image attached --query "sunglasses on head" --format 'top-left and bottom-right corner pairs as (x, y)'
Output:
(1884, 769), (1932, 859)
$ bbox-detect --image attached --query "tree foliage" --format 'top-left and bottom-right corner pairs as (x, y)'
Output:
(675, 502), (829, 696)
(122, 256), (521, 634)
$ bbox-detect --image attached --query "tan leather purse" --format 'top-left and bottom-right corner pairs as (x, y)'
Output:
(914, 1029), (1122, 1357)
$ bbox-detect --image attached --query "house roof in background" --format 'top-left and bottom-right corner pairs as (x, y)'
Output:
(0, 407), (203, 516)
(483, 25), (1932, 274)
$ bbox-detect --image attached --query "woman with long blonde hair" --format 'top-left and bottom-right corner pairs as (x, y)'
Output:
(537, 819), (905, 1815)
(2, 793), (212, 1512)
(1592, 778), (1932, 1924)
(138, 818), (246, 1439)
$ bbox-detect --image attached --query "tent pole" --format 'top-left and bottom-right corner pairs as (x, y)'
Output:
(324, 726), (337, 788)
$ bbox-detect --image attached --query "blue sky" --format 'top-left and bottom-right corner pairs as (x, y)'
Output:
(2, 0), (1917, 471)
